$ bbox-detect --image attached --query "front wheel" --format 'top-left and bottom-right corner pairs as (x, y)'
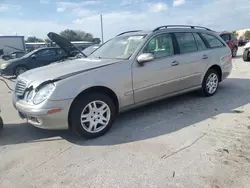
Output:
(70, 93), (117, 139)
(14, 66), (27, 77)
(3, 56), (10, 61)
(201, 69), (219, 97)
(243, 49), (250, 62)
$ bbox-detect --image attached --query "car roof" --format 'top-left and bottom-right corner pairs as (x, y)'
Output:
(37, 47), (60, 50)
(219, 31), (232, 35)
(116, 25), (217, 37)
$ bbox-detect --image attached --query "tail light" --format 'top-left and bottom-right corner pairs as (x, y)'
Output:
(228, 54), (232, 61)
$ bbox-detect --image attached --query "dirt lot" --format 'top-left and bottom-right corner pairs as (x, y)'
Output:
(1, 47), (250, 188)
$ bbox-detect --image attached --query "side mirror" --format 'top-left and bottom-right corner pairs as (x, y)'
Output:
(31, 54), (36, 59)
(137, 53), (154, 64)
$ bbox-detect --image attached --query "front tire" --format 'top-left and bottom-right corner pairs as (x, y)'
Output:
(3, 56), (10, 61)
(201, 69), (219, 97)
(14, 66), (27, 77)
(243, 49), (250, 62)
(70, 93), (116, 139)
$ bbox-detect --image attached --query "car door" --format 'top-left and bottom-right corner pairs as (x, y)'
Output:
(132, 33), (182, 103)
(173, 32), (210, 90)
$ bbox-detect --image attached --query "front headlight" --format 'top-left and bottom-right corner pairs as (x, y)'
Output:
(33, 83), (55, 104)
(1, 63), (8, 69)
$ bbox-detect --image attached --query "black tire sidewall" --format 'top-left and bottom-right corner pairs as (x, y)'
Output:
(201, 69), (219, 97)
(3, 56), (10, 61)
(243, 49), (250, 62)
(70, 93), (116, 139)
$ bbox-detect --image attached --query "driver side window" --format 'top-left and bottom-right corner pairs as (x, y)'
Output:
(143, 33), (174, 59)
(36, 49), (56, 57)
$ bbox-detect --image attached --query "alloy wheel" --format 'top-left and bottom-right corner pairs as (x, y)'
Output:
(206, 73), (218, 94)
(80, 100), (111, 133)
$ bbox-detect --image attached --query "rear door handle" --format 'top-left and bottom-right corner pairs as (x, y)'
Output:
(202, 55), (208, 59)
(171, 61), (179, 66)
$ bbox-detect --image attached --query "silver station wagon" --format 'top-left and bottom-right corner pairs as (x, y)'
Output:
(12, 25), (232, 138)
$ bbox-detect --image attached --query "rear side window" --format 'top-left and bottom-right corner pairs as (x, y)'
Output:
(57, 48), (66, 55)
(201, 34), (224, 48)
(36, 49), (56, 57)
(143, 33), (174, 58)
(175, 33), (197, 53)
(220, 34), (230, 42)
(193, 33), (207, 50)
(230, 34), (236, 40)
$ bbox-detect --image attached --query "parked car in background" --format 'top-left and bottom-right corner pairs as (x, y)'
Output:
(2, 51), (25, 60)
(220, 32), (238, 57)
(0, 47), (67, 76)
(238, 39), (247, 47)
(243, 41), (250, 61)
(82, 44), (100, 57)
(12, 26), (232, 139)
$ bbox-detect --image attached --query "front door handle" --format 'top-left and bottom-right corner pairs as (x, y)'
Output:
(171, 61), (179, 66)
(202, 55), (208, 59)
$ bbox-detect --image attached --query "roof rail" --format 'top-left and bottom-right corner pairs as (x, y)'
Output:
(116, 30), (142, 36)
(153, 25), (212, 32)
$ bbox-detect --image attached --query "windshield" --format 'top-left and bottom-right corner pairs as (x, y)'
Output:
(82, 45), (100, 57)
(22, 49), (39, 58)
(89, 35), (146, 60)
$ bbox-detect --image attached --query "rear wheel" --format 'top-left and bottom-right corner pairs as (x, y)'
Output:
(243, 49), (250, 62)
(232, 47), (237, 57)
(201, 69), (219, 97)
(70, 93), (117, 139)
(14, 66), (27, 77)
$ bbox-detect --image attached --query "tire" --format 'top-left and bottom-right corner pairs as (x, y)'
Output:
(243, 49), (250, 62)
(70, 93), (117, 139)
(232, 47), (237, 57)
(3, 56), (10, 61)
(201, 69), (220, 97)
(14, 65), (27, 77)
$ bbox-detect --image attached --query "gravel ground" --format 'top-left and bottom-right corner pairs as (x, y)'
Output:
(1, 47), (250, 188)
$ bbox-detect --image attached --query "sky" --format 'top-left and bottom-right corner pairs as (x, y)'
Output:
(0, 0), (250, 40)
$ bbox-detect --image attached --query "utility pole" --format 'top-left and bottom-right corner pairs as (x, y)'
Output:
(100, 14), (104, 44)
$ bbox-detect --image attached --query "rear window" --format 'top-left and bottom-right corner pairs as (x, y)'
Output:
(220, 34), (230, 42)
(202, 33), (224, 48)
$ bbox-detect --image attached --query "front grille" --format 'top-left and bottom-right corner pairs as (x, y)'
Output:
(15, 79), (27, 97)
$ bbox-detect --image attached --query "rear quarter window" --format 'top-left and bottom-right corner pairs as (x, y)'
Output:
(220, 34), (230, 42)
(201, 33), (225, 48)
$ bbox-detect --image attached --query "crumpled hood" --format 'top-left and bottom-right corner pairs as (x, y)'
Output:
(18, 58), (121, 87)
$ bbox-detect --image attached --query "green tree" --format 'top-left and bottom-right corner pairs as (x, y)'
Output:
(244, 30), (250, 40)
(59, 29), (97, 42)
(44, 38), (52, 43)
(25, 36), (44, 42)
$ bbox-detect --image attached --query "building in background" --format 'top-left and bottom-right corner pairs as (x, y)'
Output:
(0, 36), (26, 55)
